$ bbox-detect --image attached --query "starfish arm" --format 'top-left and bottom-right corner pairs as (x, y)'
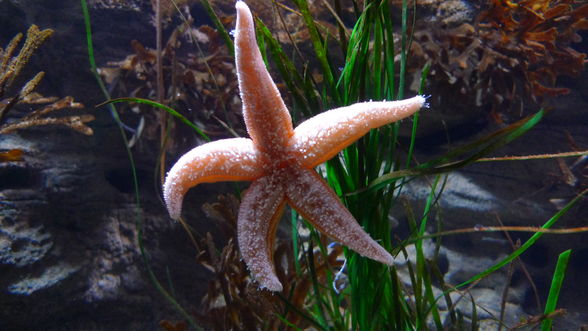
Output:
(163, 138), (263, 220)
(292, 96), (426, 168)
(285, 167), (394, 266)
(235, 1), (294, 154)
(238, 174), (287, 291)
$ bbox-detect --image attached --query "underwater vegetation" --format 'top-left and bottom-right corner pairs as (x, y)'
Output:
(192, 194), (294, 329)
(0, 25), (94, 162)
(89, 0), (145, 10)
(91, 0), (198, 15)
(161, 1), (428, 293)
(162, 195), (354, 330)
(411, 0), (588, 120)
(82, 0), (588, 329)
(101, 0), (588, 127)
(98, 17), (243, 150)
(169, 194), (355, 329)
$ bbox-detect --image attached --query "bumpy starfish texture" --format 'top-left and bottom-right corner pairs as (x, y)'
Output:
(163, 1), (426, 292)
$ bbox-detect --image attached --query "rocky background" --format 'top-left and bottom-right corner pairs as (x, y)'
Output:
(0, 0), (587, 329)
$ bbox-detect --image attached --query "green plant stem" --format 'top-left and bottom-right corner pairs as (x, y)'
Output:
(455, 189), (585, 290)
(97, 97), (209, 141)
(80, 2), (201, 329)
(541, 249), (572, 331)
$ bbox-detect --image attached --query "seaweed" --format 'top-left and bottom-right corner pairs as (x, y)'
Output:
(0, 25), (94, 138)
(98, 18), (244, 149)
(411, 0), (588, 120)
(192, 194), (346, 330)
(87, 1), (587, 328)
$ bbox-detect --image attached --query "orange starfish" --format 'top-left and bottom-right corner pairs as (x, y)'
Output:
(163, 1), (426, 291)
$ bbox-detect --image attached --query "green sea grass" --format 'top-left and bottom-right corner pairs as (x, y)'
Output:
(81, 0), (585, 329)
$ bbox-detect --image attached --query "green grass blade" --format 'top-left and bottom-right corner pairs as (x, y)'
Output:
(541, 249), (572, 331)
(292, 0), (341, 105)
(291, 210), (302, 275)
(81, 3), (203, 329)
(413, 175), (444, 329)
(405, 63), (430, 169)
(381, 2), (395, 100)
(276, 293), (328, 331)
(397, 0), (409, 99)
(200, 0), (234, 56)
(470, 295), (478, 331)
(456, 190), (585, 290)
(305, 239), (329, 328)
(255, 19), (320, 117)
(368, 109), (545, 192)
(81, 0), (97, 72)
(98, 97), (209, 141)
(421, 109), (546, 170)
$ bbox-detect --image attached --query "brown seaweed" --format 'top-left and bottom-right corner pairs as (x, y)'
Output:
(411, 0), (588, 121)
(99, 18), (244, 151)
(0, 25), (94, 139)
(186, 194), (345, 330)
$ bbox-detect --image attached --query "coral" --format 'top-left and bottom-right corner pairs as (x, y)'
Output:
(0, 96), (92, 135)
(0, 25), (94, 140)
(0, 25), (53, 114)
(411, 0), (588, 120)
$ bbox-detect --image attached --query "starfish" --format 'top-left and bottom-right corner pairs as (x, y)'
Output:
(163, 1), (426, 291)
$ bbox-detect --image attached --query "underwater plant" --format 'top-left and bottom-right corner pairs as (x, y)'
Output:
(89, 0), (144, 10)
(83, 0), (587, 329)
(0, 24), (94, 156)
(98, 16), (243, 149)
(411, 0), (588, 120)
(193, 194), (295, 329)
(162, 0), (427, 292)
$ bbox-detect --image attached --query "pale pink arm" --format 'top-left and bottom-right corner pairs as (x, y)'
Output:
(292, 96), (426, 168)
(163, 138), (262, 219)
(235, 1), (294, 154)
(285, 167), (394, 266)
(237, 175), (286, 291)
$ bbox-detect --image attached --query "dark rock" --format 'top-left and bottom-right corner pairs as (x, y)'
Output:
(0, 0), (216, 329)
